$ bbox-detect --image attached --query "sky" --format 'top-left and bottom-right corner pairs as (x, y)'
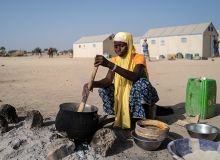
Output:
(0, 0), (220, 51)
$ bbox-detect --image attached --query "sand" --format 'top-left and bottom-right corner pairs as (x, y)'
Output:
(0, 55), (220, 159)
(183, 150), (220, 160)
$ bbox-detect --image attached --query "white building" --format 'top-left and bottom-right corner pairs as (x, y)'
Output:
(73, 33), (115, 58)
(133, 36), (142, 54)
(142, 22), (219, 58)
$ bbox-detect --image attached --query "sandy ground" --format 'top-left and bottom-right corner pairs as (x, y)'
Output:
(0, 55), (220, 159)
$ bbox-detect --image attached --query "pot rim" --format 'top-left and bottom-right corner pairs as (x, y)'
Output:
(185, 123), (219, 134)
(59, 102), (98, 113)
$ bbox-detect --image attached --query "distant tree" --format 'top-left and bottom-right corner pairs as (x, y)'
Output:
(8, 50), (17, 54)
(68, 49), (73, 53)
(7, 50), (17, 56)
(32, 47), (42, 54)
(0, 46), (6, 56)
(52, 48), (58, 53)
(0, 46), (6, 51)
(61, 50), (68, 55)
(68, 48), (73, 58)
(44, 48), (48, 52)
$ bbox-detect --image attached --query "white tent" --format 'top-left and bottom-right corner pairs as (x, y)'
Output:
(142, 22), (218, 58)
(73, 33), (115, 58)
(133, 36), (142, 54)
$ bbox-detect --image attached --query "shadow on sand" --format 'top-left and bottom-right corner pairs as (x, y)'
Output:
(156, 102), (186, 125)
(157, 132), (184, 151)
(215, 104), (220, 116)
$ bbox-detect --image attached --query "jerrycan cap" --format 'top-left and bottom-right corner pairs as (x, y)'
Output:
(200, 77), (207, 80)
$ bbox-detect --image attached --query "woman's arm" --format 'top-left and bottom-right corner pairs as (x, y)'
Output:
(92, 69), (114, 88)
(112, 63), (144, 82)
(95, 55), (144, 82)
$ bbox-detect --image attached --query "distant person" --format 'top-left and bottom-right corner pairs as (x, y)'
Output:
(213, 40), (219, 57)
(38, 49), (42, 58)
(218, 41), (220, 56)
(48, 48), (53, 58)
(142, 38), (150, 61)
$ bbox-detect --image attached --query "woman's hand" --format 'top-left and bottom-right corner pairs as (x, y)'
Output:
(94, 55), (112, 68)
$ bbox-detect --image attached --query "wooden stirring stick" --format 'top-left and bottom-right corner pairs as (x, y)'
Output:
(77, 66), (98, 112)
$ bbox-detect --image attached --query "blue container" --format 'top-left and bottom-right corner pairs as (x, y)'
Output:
(176, 52), (184, 59)
(185, 53), (193, 60)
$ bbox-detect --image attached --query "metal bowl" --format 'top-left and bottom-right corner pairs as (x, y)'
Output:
(185, 123), (219, 141)
(131, 130), (163, 151)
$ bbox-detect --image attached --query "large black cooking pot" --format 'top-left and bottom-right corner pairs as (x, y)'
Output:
(55, 102), (99, 141)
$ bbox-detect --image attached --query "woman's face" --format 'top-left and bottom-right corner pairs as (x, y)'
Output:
(114, 41), (128, 57)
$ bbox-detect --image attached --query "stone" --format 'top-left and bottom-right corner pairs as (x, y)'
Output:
(0, 104), (19, 123)
(46, 138), (75, 160)
(24, 110), (43, 129)
(90, 128), (116, 157)
(0, 115), (8, 134)
(10, 139), (27, 150)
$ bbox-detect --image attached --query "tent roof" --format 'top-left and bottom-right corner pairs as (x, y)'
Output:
(143, 22), (212, 38)
(74, 33), (113, 44)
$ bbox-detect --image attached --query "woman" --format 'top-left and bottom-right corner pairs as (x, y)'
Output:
(83, 32), (159, 129)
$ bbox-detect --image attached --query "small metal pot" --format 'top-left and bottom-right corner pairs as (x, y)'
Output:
(185, 123), (219, 141)
(131, 130), (163, 151)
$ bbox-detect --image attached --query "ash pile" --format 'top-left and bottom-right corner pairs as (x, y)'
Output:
(0, 104), (123, 160)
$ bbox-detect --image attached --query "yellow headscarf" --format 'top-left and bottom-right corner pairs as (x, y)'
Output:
(113, 32), (136, 129)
